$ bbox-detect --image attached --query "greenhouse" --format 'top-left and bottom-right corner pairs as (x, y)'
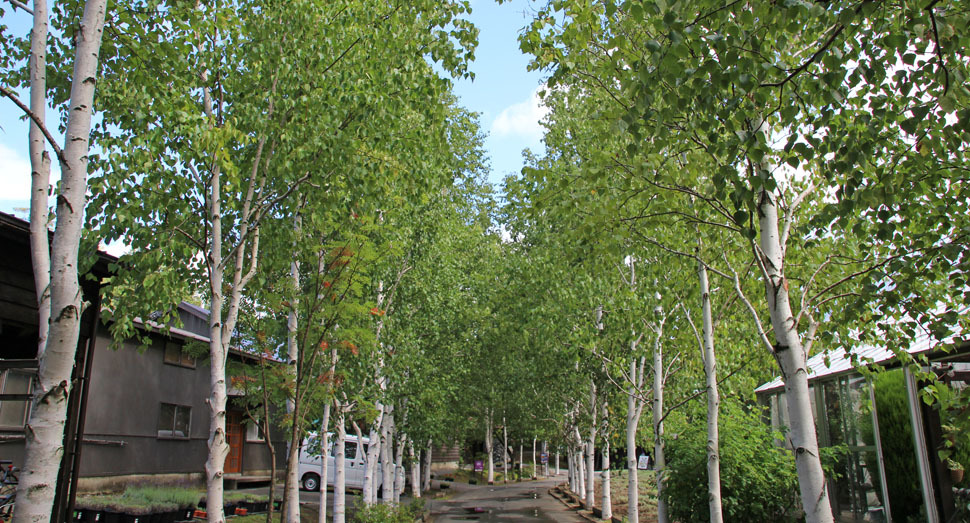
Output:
(757, 337), (970, 523)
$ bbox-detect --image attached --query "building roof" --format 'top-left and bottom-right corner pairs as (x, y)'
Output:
(755, 329), (956, 394)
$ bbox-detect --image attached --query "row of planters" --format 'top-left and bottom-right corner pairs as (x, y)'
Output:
(74, 487), (273, 523)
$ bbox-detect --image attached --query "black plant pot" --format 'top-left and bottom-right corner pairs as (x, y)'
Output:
(251, 501), (268, 513)
(178, 507), (195, 522)
(101, 511), (124, 523)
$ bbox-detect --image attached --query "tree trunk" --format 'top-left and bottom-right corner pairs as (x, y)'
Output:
(423, 440), (433, 491)
(486, 414), (495, 484)
(555, 450), (559, 476)
(532, 438), (537, 479)
(519, 443), (523, 481)
(362, 410), (382, 504)
(409, 440), (421, 498)
(697, 259), (723, 523)
(602, 432), (612, 520)
(503, 420), (509, 485)
(586, 381), (597, 511)
(284, 245), (301, 523)
(260, 359), (278, 523)
(15, 2), (107, 522)
(380, 408), (394, 502)
(333, 414), (347, 523)
(317, 403), (331, 523)
(627, 354), (642, 523)
(394, 433), (405, 503)
(756, 181), (834, 523)
(27, 0), (50, 363)
(654, 326), (668, 523)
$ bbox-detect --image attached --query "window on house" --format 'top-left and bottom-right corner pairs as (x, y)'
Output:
(0, 370), (32, 429)
(246, 421), (264, 442)
(157, 403), (191, 438)
(163, 340), (195, 368)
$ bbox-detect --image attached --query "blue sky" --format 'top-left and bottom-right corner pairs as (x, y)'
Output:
(0, 0), (546, 216)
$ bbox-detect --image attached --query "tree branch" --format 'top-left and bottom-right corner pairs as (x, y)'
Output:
(0, 84), (66, 165)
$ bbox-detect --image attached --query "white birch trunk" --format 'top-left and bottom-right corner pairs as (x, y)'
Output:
(519, 443), (523, 481)
(423, 440), (433, 491)
(567, 451), (574, 491)
(503, 420), (509, 484)
(602, 431), (612, 520)
(586, 382), (597, 511)
(626, 354), (643, 523)
(380, 409), (394, 503)
(333, 415), (347, 523)
(757, 183), (833, 523)
(317, 403), (331, 523)
(15, 3), (108, 521)
(284, 243), (301, 523)
(362, 413), (382, 504)
(532, 438), (537, 479)
(394, 433), (405, 503)
(27, 0), (51, 363)
(409, 440), (421, 498)
(486, 414), (495, 484)
(555, 450), (559, 476)
(697, 259), (723, 523)
(654, 329), (668, 523)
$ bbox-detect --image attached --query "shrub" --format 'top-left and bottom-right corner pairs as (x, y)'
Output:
(661, 401), (799, 523)
(352, 498), (424, 523)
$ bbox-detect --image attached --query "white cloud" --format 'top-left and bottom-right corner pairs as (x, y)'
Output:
(491, 86), (550, 141)
(0, 142), (61, 201)
(0, 142), (31, 198)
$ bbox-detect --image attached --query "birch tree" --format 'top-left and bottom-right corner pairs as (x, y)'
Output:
(0, 1), (108, 520)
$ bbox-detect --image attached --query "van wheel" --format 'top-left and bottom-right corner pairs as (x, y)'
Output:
(302, 473), (321, 492)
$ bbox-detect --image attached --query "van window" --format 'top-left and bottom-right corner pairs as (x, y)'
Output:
(330, 440), (358, 460)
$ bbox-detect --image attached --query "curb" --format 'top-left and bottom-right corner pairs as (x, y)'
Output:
(548, 486), (624, 523)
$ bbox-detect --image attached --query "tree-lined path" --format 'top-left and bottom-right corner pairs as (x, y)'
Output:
(1, 0), (967, 522)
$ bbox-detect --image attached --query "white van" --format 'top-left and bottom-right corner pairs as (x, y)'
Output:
(298, 433), (399, 494)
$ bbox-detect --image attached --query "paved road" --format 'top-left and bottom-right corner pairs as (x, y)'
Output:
(428, 477), (584, 522)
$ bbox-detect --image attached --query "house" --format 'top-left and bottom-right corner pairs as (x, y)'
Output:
(756, 331), (970, 523)
(0, 212), (284, 520)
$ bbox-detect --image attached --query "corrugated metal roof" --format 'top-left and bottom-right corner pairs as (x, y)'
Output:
(755, 330), (945, 394)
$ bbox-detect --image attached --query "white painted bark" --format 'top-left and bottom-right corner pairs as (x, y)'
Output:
(333, 415), (347, 523)
(409, 440), (421, 498)
(555, 450), (559, 476)
(423, 440), (432, 492)
(519, 443), (523, 481)
(15, 2), (107, 521)
(654, 326), (668, 523)
(486, 413), (495, 484)
(586, 382), (597, 511)
(697, 259), (723, 523)
(317, 403), (331, 523)
(757, 184), (833, 523)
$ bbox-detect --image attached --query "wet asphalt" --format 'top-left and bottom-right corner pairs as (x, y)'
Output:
(428, 476), (584, 522)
